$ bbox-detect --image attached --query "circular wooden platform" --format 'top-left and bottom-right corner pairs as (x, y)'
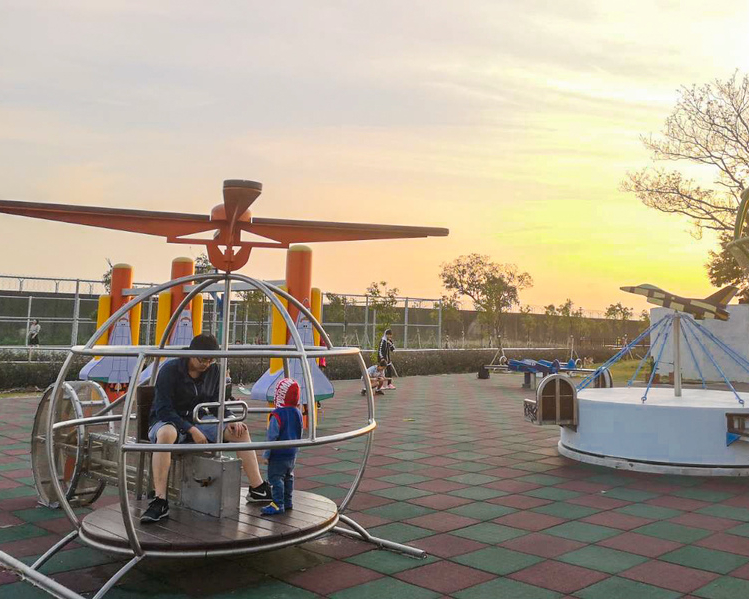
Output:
(80, 489), (339, 554)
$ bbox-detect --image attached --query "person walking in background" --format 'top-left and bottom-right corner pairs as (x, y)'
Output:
(28, 319), (41, 346)
(378, 328), (396, 389)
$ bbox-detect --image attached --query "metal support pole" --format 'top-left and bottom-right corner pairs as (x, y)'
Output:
(217, 278), (232, 458)
(25, 296), (32, 345)
(673, 314), (682, 397)
(404, 299), (409, 349)
(71, 279), (81, 345)
(146, 297), (153, 344)
(364, 296), (369, 348)
(372, 308), (377, 349)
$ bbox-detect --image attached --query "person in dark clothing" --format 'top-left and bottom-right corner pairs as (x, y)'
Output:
(28, 319), (41, 346)
(141, 334), (271, 523)
(378, 329), (396, 389)
(261, 377), (303, 515)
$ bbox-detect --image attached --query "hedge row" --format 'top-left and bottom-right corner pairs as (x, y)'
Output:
(0, 347), (624, 391)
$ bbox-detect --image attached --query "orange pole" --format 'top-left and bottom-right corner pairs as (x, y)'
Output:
(285, 245), (312, 329)
(109, 264), (133, 314)
(170, 257), (195, 315)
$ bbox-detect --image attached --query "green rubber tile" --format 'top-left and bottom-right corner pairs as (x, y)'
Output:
(346, 549), (438, 574)
(363, 502), (434, 521)
(516, 474), (568, 486)
(545, 522), (620, 543)
(444, 451), (490, 461)
(573, 576), (681, 599)
(454, 577), (562, 599)
(392, 443), (431, 450)
(451, 522), (527, 544)
(388, 451), (432, 461)
(532, 502), (600, 520)
(727, 523), (749, 537)
(308, 472), (355, 485)
(445, 473), (497, 485)
(615, 504), (683, 520)
(329, 575), (441, 599)
(634, 521), (713, 543)
(0, 582), (66, 599)
(510, 462), (560, 473)
(312, 485), (348, 500)
(447, 502), (516, 521)
(0, 523), (47, 544)
(452, 546), (544, 575)
(212, 579), (318, 599)
(377, 473), (432, 485)
(524, 487), (582, 501)
(382, 461), (431, 473)
(673, 488), (734, 503)
(697, 505), (749, 522)
(320, 460), (363, 472)
(660, 545), (749, 574)
(0, 486), (37, 499)
(602, 488), (659, 502)
(448, 487), (507, 500)
(32, 547), (118, 574)
(367, 523), (435, 543)
(0, 461), (29, 471)
(692, 575), (749, 598)
(12, 507), (66, 523)
(449, 462), (495, 473)
(557, 545), (649, 574)
(584, 474), (631, 486)
(370, 486), (432, 501)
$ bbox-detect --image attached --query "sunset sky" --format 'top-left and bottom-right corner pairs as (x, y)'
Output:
(2, 1), (748, 314)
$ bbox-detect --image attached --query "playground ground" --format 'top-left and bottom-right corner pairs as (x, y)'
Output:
(2, 373), (749, 598)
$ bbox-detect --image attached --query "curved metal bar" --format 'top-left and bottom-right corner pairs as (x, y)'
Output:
(192, 401), (248, 424)
(91, 554), (145, 599)
(0, 549), (86, 599)
(157, 278), (217, 350)
(122, 422), (376, 453)
(45, 353), (82, 530)
(52, 414), (133, 431)
(338, 350), (376, 512)
(31, 530), (79, 571)
(117, 354), (147, 557)
(70, 345), (359, 358)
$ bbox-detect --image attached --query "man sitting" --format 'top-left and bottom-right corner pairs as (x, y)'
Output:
(141, 334), (271, 523)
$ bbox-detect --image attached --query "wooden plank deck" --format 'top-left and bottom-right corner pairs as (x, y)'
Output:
(80, 489), (338, 552)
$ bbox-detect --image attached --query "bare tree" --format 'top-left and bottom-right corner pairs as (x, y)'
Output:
(621, 71), (749, 292)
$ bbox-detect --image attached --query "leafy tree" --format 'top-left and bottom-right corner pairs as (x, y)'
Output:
(519, 305), (535, 344)
(366, 281), (400, 339)
(440, 254), (532, 346)
(438, 293), (464, 342)
(605, 302), (633, 339)
(237, 290), (268, 343)
(325, 292), (354, 341)
(621, 71), (749, 293)
(101, 258), (114, 293)
(194, 252), (215, 275)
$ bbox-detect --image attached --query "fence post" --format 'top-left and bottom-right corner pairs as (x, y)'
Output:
(71, 279), (81, 345)
(364, 296), (369, 348)
(25, 296), (32, 345)
(372, 308), (377, 349)
(438, 300), (442, 349)
(146, 297), (153, 344)
(404, 298), (409, 349)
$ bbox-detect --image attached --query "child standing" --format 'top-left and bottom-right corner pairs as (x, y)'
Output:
(261, 378), (303, 515)
(378, 329), (396, 389)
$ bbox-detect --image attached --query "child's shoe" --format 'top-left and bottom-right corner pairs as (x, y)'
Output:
(375, 389), (385, 395)
(387, 383), (396, 390)
(261, 502), (284, 515)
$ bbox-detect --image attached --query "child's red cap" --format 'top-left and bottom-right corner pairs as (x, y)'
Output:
(274, 378), (300, 407)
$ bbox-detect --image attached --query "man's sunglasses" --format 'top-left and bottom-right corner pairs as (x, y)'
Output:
(196, 357), (216, 365)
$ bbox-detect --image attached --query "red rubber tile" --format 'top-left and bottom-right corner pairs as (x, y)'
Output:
(620, 560), (719, 593)
(598, 532), (683, 557)
(581, 511), (653, 531)
(509, 560), (608, 594)
(488, 494), (552, 510)
(284, 561), (383, 595)
(412, 533), (488, 558)
(494, 511), (566, 532)
(407, 512), (481, 533)
(395, 560), (495, 594)
(667, 513), (739, 531)
(696, 532), (749, 556)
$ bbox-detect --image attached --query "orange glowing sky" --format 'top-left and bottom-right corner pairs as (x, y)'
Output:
(2, 1), (748, 314)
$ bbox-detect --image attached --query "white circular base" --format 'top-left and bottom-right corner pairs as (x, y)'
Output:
(560, 387), (749, 474)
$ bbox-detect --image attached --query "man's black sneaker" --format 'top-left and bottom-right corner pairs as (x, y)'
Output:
(246, 481), (272, 503)
(140, 497), (169, 523)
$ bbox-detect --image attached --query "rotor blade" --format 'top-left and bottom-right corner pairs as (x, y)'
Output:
(243, 218), (449, 244)
(0, 200), (216, 237)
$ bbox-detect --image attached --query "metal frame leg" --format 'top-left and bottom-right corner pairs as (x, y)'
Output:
(334, 515), (426, 558)
(91, 555), (144, 599)
(31, 530), (79, 571)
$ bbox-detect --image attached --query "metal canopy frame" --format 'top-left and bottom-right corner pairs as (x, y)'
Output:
(0, 271), (425, 599)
